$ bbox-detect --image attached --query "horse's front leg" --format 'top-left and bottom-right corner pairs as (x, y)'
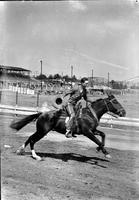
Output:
(94, 129), (105, 151)
(94, 129), (111, 158)
(85, 130), (111, 158)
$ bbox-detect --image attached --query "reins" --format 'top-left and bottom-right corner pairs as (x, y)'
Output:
(103, 98), (118, 118)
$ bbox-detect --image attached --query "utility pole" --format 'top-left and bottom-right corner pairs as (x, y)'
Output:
(71, 65), (73, 78)
(40, 60), (42, 92)
(71, 65), (73, 87)
(108, 72), (110, 88)
(92, 69), (93, 87)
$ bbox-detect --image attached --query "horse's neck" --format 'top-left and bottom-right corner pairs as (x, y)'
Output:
(92, 100), (107, 120)
(56, 107), (68, 118)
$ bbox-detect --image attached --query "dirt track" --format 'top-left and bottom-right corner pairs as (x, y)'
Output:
(1, 115), (139, 200)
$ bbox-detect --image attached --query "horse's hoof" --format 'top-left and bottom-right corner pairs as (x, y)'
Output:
(32, 155), (42, 161)
(36, 156), (42, 161)
(16, 148), (25, 155)
(65, 134), (72, 138)
(72, 134), (77, 138)
(105, 154), (111, 159)
(36, 157), (42, 161)
(96, 147), (100, 152)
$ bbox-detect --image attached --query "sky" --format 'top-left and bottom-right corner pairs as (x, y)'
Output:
(0, 0), (139, 81)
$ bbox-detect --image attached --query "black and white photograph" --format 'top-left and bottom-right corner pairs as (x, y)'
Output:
(1, 0), (139, 199)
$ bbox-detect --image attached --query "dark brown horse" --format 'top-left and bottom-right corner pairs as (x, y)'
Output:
(10, 93), (126, 161)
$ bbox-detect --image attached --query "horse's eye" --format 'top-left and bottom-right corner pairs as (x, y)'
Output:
(110, 98), (117, 104)
(113, 100), (117, 104)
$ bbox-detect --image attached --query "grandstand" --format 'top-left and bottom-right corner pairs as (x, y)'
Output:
(0, 65), (40, 92)
(0, 65), (31, 82)
(0, 64), (30, 76)
(0, 65), (65, 94)
(0, 65), (31, 75)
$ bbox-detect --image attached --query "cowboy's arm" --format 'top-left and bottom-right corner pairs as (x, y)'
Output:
(63, 88), (77, 98)
(82, 89), (92, 103)
(83, 88), (96, 105)
(63, 90), (72, 98)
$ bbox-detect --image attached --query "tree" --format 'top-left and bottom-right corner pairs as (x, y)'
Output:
(48, 74), (53, 79)
(53, 73), (61, 79)
(63, 75), (70, 82)
(71, 75), (77, 81)
(36, 74), (47, 80)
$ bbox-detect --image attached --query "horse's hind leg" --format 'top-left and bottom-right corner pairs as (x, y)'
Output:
(29, 130), (47, 161)
(16, 144), (26, 155)
(16, 130), (49, 160)
(16, 134), (33, 155)
(16, 132), (35, 155)
(16, 139), (30, 155)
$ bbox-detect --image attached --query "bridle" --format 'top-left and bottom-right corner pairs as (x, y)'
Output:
(103, 97), (120, 118)
(88, 97), (119, 122)
(87, 96), (124, 124)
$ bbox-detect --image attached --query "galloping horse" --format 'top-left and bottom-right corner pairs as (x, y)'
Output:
(10, 92), (126, 161)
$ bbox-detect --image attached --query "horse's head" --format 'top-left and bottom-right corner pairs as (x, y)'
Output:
(104, 92), (126, 117)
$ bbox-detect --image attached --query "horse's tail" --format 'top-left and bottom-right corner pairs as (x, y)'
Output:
(10, 112), (42, 131)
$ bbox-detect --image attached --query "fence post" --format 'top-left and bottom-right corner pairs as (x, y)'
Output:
(16, 91), (18, 106)
(37, 92), (39, 107)
(15, 91), (18, 117)
(0, 90), (2, 103)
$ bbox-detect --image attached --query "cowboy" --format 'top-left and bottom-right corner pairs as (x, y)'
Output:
(64, 77), (89, 138)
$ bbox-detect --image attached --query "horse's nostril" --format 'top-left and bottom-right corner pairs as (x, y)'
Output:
(119, 111), (123, 117)
(122, 111), (126, 117)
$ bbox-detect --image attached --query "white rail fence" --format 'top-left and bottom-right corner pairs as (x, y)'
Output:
(8, 85), (35, 95)
(0, 104), (139, 129)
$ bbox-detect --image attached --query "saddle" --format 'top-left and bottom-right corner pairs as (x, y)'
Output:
(60, 100), (98, 135)
(69, 100), (85, 134)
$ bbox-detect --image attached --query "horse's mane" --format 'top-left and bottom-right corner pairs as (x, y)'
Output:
(55, 106), (68, 117)
(91, 98), (103, 106)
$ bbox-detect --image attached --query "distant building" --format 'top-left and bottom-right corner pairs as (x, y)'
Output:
(125, 76), (139, 88)
(0, 65), (31, 76)
(88, 76), (108, 86)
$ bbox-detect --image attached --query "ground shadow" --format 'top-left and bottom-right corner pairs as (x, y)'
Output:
(22, 152), (109, 168)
